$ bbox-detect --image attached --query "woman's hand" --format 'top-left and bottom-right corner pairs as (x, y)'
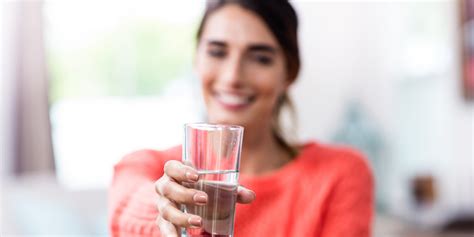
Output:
(154, 160), (256, 237)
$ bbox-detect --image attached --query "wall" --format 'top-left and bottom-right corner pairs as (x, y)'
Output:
(1, 1), (17, 232)
(292, 1), (473, 222)
(0, 1), (17, 180)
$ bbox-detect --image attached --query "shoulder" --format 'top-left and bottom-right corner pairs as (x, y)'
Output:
(298, 141), (373, 182)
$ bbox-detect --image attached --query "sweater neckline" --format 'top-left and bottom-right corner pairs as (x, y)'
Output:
(238, 142), (317, 192)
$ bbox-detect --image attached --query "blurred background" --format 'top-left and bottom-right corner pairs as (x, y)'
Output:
(1, 0), (473, 236)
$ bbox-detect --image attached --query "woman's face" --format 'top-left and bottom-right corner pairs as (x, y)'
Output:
(195, 4), (289, 130)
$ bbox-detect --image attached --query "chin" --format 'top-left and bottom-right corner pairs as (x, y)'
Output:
(209, 116), (243, 126)
(207, 110), (250, 127)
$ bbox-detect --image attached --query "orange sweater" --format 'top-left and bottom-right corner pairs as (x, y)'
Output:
(109, 142), (374, 237)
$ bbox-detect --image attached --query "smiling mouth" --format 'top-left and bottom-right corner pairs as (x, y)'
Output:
(214, 91), (256, 110)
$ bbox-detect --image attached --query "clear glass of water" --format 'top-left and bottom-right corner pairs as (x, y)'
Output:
(182, 123), (244, 237)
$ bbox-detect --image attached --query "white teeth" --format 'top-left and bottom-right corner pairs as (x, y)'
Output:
(218, 93), (250, 105)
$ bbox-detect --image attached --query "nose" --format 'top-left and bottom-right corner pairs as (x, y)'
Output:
(219, 55), (244, 88)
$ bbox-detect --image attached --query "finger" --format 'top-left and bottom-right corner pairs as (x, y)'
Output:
(156, 177), (208, 205)
(237, 186), (256, 204)
(159, 200), (202, 228)
(164, 160), (199, 183)
(156, 216), (179, 237)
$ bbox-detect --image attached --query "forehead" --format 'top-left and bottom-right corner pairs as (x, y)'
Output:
(200, 4), (279, 47)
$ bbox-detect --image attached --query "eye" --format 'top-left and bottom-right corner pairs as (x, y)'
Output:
(207, 48), (226, 58)
(252, 54), (273, 65)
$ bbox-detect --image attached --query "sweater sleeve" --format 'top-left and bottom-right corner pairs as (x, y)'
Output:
(108, 150), (166, 236)
(320, 152), (374, 237)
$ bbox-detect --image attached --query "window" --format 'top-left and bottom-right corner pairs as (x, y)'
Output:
(45, 2), (205, 189)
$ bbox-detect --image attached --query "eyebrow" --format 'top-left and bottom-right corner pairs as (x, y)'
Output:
(206, 40), (277, 54)
(207, 40), (226, 47)
(248, 44), (277, 54)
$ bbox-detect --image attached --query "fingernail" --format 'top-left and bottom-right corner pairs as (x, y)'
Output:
(250, 190), (256, 198)
(193, 193), (207, 204)
(186, 171), (199, 182)
(188, 216), (202, 227)
(240, 187), (256, 197)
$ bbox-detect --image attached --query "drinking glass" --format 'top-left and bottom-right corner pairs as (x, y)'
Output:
(182, 123), (244, 237)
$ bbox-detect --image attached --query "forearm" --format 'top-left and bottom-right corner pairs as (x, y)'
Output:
(109, 173), (160, 236)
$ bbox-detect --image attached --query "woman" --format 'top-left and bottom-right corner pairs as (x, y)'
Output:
(109, 1), (374, 236)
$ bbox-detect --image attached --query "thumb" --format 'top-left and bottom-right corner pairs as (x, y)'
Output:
(237, 185), (256, 204)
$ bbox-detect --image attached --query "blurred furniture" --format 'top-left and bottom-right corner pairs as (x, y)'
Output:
(1, 173), (108, 235)
(374, 213), (474, 237)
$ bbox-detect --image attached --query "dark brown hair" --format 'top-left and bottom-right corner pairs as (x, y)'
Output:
(196, 0), (300, 156)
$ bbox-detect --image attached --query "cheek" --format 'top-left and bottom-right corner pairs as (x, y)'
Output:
(196, 58), (219, 111)
(254, 67), (288, 104)
(199, 68), (213, 89)
(199, 72), (213, 104)
(258, 80), (285, 109)
(255, 77), (288, 119)
(196, 56), (213, 91)
(248, 78), (286, 122)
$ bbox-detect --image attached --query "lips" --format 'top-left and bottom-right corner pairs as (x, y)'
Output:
(214, 91), (255, 110)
